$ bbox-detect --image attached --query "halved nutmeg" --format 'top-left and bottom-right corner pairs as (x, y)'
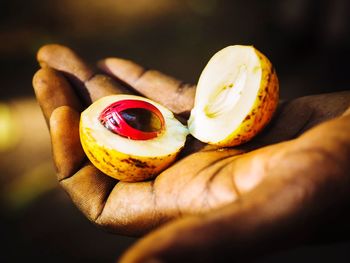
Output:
(188, 45), (279, 147)
(80, 94), (189, 182)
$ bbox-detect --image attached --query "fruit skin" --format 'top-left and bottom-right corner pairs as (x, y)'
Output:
(80, 125), (178, 182)
(79, 94), (188, 182)
(218, 49), (279, 147)
(189, 46), (279, 147)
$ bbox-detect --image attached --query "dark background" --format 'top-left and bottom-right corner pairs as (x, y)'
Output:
(0, 0), (349, 262)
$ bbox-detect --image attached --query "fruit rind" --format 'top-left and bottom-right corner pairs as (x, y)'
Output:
(80, 125), (179, 181)
(80, 94), (188, 182)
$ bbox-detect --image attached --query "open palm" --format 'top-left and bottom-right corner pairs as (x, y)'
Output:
(33, 44), (350, 263)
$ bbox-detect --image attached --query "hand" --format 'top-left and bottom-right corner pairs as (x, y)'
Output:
(33, 44), (350, 263)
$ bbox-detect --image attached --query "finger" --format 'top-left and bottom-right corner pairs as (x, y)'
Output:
(284, 91), (350, 133)
(37, 44), (94, 83)
(245, 91), (350, 150)
(37, 44), (131, 105)
(99, 58), (196, 116)
(49, 106), (85, 180)
(32, 68), (82, 124)
(85, 74), (132, 102)
(49, 98), (118, 224)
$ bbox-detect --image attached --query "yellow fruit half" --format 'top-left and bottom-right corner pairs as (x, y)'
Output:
(80, 94), (189, 182)
(188, 45), (279, 147)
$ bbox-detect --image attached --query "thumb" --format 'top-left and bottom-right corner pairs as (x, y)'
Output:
(117, 185), (303, 263)
(118, 214), (240, 263)
(117, 208), (286, 263)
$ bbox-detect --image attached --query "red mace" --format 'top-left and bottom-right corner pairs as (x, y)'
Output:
(99, 99), (165, 140)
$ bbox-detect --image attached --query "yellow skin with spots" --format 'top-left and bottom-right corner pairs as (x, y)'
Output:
(79, 94), (188, 182)
(217, 49), (279, 147)
(80, 126), (178, 182)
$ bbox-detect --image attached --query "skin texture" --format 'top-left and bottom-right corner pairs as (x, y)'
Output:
(33, 44), (350, 263)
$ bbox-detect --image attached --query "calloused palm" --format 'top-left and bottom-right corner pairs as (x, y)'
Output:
(33, 44), (350, 263)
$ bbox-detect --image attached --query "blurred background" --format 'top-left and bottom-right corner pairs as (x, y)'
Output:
(0, 0), (349, 262)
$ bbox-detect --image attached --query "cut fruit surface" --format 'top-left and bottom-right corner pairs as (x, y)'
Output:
(80, 94), (189, 182)
(188, 45), (279, 147)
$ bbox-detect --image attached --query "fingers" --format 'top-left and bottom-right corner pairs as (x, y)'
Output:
(50, 106), (118, 223)
(245, 91), (350, 150)
(33, 67), (82, 124)
(99, 58), (196, 116)
(37, 44), (94, 84)
(289, 91), (350, 131)
(49, 106), (85, 180)
(37, 44), (131, 105)
(85, 74), (132, 102)
(37, 44), (195, 115)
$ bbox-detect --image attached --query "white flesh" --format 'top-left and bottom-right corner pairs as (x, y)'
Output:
(188, 45), (262, 143)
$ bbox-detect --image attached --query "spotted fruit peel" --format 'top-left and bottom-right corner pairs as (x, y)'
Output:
(80, 95), (188, 182)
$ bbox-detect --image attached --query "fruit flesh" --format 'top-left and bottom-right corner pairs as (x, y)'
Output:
(204, 64), (248, 118)
(188, 45), (279, 147)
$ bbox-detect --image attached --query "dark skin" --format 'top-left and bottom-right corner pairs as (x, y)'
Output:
(33, 44), (350, 263)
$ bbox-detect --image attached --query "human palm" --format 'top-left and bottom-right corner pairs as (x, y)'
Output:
(33, 44), (350, 263)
